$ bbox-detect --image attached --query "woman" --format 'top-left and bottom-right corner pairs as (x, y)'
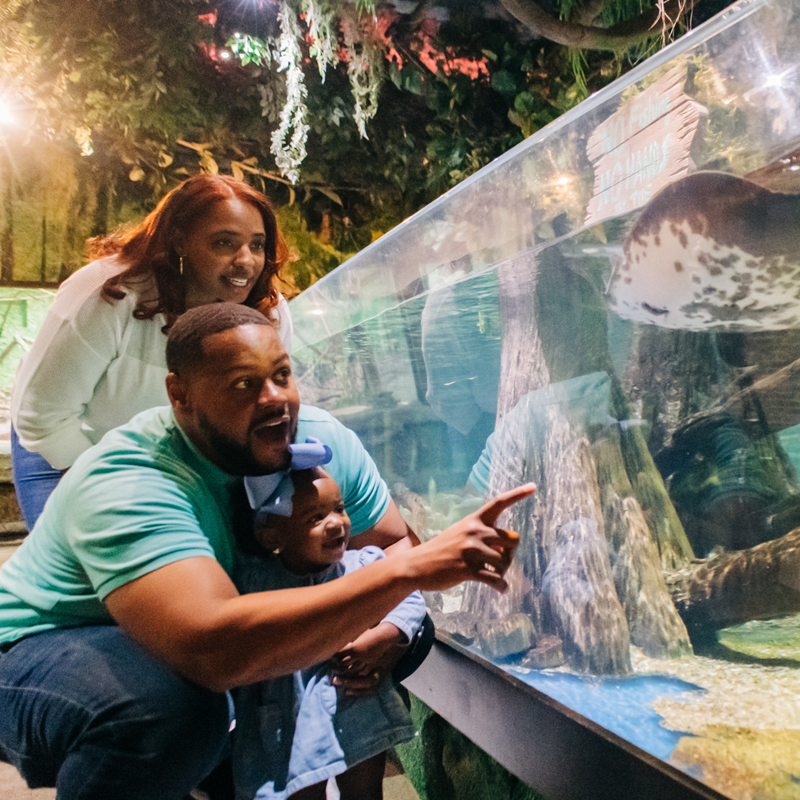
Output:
(11, 173), (293, 528)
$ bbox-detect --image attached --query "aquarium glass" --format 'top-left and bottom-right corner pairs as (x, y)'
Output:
(290, 1), (800, 796)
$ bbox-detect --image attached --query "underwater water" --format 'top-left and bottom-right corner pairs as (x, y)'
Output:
(290, 1), (800, 797)
(295, 243), (800, 797)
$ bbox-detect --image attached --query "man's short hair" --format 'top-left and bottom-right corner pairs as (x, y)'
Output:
(166, 302), (275, 375)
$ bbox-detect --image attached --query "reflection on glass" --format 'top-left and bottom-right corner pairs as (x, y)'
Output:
(291, 2), (800, 797)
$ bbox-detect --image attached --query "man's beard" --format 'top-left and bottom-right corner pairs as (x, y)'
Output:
(197, 411), (294, 476)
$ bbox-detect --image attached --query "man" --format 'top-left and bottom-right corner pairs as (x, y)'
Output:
(0, 303), (533, 799)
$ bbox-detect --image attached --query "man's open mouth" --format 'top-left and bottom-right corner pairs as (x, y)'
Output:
(251, 414), (290, 434)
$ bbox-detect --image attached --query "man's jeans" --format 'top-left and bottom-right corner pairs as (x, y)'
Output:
(0, 625), (230, 800)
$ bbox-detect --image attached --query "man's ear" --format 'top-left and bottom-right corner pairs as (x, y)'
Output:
(166, 371), (191, 413)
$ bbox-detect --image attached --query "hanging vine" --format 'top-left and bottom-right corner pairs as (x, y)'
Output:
(341, 8), (384, 139)
(270, 0), (309, 184)
(304, 0), (338, 80)
(218, 0), (714, 193)
(227, 0), (385, 176)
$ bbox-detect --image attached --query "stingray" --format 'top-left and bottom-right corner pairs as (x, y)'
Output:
(606, 172), (800, 331)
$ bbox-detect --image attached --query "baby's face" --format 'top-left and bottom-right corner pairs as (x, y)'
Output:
(271, 474), (351, 574)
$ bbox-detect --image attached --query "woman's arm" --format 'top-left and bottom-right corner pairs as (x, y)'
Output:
(11, 261), (131, 468)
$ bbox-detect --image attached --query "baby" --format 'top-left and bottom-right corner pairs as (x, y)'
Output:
(232, 467), (425, 800)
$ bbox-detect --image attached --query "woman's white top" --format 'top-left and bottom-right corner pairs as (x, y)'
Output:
(10, 256), (293, 469)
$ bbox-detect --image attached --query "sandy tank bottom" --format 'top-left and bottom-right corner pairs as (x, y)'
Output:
(631, 614), (800, 800)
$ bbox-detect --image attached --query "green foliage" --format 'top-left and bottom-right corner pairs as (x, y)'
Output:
(277, 204), (350, 294)
(0, 0), (703, 291)
(227, 32), (270, 66)
(21, 0), (214, 141)
(396, 695), (547, 800)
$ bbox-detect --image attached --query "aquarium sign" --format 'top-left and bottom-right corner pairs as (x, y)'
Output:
(584, 66), (706, 225)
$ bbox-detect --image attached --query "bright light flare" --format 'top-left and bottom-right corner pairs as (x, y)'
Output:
(763, 69), (791, 90)
(0, 99), (15, 127)
(743, 62), (798, 102)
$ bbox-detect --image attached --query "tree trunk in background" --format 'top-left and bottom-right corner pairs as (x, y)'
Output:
(461, 252), (548, 623)
(1, 174), (14, 283)
(458, 238), (697, 671)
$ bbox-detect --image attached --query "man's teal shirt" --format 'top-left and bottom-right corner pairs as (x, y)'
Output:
(0, 405), (389, 645)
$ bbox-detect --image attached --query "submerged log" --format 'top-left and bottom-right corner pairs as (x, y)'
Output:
(665, 527), (800, 646)
(542, 517), (631, 674)
(674, 350), (800, 439)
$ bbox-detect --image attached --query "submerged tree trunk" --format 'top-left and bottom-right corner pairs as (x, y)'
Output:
(460, 252), (549, 623)
(461, 251), (632, 673)
(665, 528), (800, 646)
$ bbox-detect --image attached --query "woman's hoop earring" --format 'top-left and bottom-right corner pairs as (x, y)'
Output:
(179, 255), (185, 277)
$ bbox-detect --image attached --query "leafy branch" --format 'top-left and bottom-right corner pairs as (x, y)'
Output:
(498, 0), (706, 51)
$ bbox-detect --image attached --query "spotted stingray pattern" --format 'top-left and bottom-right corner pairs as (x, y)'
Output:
(606, 172), (800, 331)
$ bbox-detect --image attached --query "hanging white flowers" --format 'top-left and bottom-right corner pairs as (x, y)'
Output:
(229, 0), (383, 182)
(304, 0), (338, 81)
(270, 0), (310, 184)
(341, 7), (383, 139)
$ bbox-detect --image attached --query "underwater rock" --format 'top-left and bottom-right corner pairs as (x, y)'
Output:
(422, 590), (443, 613)
(666, 527), (800, 647)
(607, 495), (692, 659)
(608, 172), (800, 332)
(542, 517), (632, 675)
(477, 613), (537, 659)
(520, 634), (564, 670)
(430, 610), (479, 645)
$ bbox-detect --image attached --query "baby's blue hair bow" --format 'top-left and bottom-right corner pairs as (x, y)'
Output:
(244, 437), (333, 518)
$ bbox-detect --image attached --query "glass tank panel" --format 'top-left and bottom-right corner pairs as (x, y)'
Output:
(290, 2), (800, 797)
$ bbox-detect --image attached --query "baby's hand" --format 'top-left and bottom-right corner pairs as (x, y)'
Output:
(331, 622), (409, 697)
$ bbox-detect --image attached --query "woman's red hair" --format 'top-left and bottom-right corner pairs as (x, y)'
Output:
(93, 174), (289, 331)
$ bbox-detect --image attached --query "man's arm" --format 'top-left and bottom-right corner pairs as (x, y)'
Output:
(104, 483), (533, 693)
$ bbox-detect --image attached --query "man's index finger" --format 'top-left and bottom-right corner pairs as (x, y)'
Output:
(477, 483), (536, 527)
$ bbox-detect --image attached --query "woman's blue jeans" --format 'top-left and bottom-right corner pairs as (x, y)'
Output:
(10, 427), (62, 530)
(0, 626), (230, 799)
